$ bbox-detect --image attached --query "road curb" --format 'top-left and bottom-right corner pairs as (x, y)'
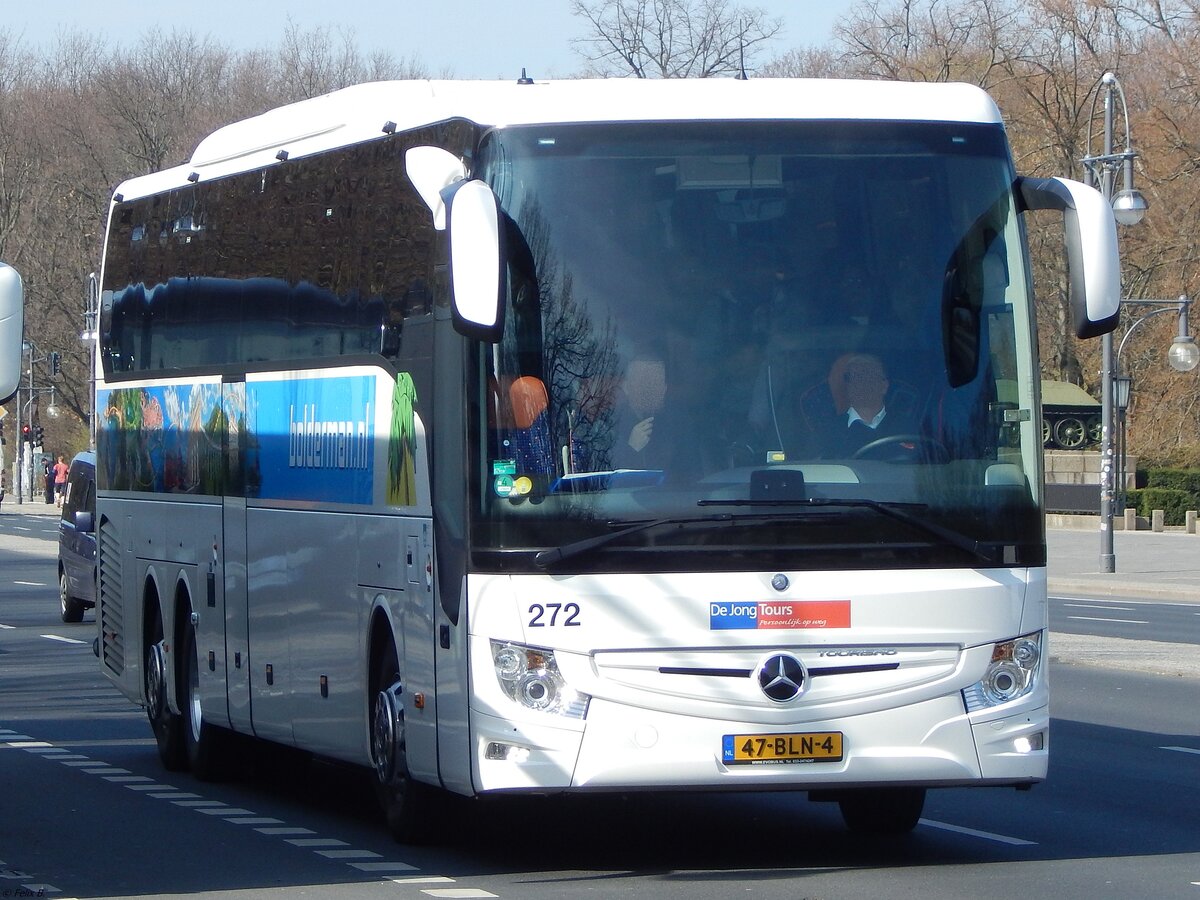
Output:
(1048, 578), (1196, 602)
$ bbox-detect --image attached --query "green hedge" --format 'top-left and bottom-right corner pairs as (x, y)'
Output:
(1145, 468), (1200, 493)
(1125, 487), (1194, 525)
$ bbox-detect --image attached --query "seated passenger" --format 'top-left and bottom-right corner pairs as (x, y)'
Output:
(611, 352), (671, 469)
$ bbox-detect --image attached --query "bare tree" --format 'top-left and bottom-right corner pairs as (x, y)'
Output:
(570, 0), (783, 77)
(270, 21), (431, 103)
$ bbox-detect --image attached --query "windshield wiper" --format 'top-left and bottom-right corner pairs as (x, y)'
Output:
(698, 496), (993, 563)
(533, 514), (733, 569)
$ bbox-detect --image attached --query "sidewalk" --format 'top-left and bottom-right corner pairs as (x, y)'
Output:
(1047, 521), (1200, 601)
(1, 497), (62, 516)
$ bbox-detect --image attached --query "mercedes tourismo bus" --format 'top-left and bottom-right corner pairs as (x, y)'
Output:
(93, 77), (1120, 840)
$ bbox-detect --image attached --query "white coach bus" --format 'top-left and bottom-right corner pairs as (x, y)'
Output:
(94, 77), (1119, 840)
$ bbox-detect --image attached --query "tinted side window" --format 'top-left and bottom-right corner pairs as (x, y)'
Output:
(62, 466), (93, 520)
(100, 120), (476, 376)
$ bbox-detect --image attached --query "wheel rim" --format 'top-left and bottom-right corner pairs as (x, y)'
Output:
(372, 683), (402, 785)
(59, 573), (68, 616)
(1055, 417), (1086, 449)
(187, 635), (203, 743)
(146, 641), (167, 721)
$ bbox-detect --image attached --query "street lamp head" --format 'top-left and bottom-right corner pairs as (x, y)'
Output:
(1168, 335), (1200, 372)
(1112, 187), (1149, 226)
(45, 403), (60, 418)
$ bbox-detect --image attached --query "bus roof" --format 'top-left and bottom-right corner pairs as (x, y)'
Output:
(112, 77), (1005, 202)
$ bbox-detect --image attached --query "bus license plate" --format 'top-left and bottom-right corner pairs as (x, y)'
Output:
(722, 732), (843, 765)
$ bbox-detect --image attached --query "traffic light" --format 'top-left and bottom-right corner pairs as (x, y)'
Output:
(49, 351), (61, 378)
(33, 424), (44, 445)
(20, 423), (31, 443)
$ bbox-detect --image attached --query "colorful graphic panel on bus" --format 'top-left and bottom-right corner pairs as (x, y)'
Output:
(96, 371), (420, 506)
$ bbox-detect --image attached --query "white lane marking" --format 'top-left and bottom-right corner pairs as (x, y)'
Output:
(391, 883), (456, 892)
(1162, 746), (1200, 756)
(230, 818), (284, 826)
(14, 581), (46, 586)
(1065, 616), (1149, 625)
(421, 890), (498, 898)
(256, 826), (313, 835)
(919, 818), (1036, 845)
(316, 849), (382, 860)
(40, 634), (87, 644)
(1064, 603), (1135, 611)
(4, 726), (446, 890)
(0, 623), (14, 629)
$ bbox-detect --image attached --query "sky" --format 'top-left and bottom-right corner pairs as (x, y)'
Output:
(7, 1), (859, 79)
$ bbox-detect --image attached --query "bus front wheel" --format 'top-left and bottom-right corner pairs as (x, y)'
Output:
(837, 788), (925, 835)
(371, 653), (433, 843)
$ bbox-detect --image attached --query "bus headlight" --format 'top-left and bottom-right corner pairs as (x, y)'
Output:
(490, 641), (590, 719)
(962, 632), (1042, 712)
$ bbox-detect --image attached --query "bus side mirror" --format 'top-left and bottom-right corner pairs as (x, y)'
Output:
(442, 179), (506, 343)
(0, 263), (24, 403)
(1015, 176), (1120, 338)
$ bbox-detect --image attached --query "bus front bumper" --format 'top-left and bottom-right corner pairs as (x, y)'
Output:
(471, 695), (1048, 793)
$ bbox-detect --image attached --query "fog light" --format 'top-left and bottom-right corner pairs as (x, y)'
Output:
(1013, 732), (1045, 754)
(485, 741), (530, 762)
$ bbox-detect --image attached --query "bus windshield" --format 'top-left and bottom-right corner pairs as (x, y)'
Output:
(471, 120), (1042, 572)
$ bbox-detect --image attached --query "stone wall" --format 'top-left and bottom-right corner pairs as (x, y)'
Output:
(1044, 450), (1138, 488)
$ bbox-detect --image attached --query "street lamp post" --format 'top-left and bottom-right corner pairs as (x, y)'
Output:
(1111, 296), (1200, 517)
(1081, 72), (1149, 573)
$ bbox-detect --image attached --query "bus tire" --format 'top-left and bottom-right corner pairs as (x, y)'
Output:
(371, 650), (433, 844)
(182, 615), (231, 780)
(837, 788), (925, 835)
(146, 613), (186, 771)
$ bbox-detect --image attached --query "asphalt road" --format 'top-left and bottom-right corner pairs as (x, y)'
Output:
(1050, 594), (1200, 644)
(2, 510), (1198, 899)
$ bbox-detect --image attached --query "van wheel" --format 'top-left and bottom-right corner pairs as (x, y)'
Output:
(838, 788), (925, 835)
(146, 623), (186, 771)
(60, 571), (84, 623)
(182, 616), (231, 780)
(371, 651), (434, 843)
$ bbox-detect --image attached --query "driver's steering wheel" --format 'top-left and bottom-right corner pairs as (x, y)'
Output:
(851, 433), (949, 463)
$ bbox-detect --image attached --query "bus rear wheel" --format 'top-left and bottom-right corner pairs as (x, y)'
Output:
(146, 624), (186, 771)
(837, 788), (925, 835)
(371, 653), (433, 843)
(182, 616), (232, 780)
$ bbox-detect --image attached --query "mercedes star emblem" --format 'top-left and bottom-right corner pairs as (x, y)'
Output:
(757, 653), (806, 702)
